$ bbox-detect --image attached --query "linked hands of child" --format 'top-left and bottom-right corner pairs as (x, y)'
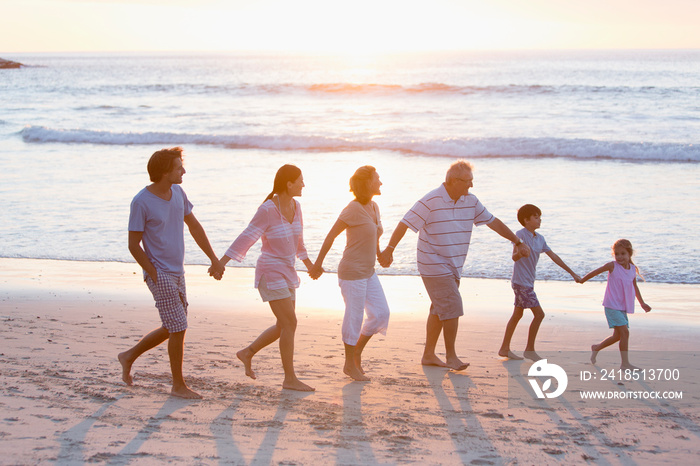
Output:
(517, 243), (531, 258)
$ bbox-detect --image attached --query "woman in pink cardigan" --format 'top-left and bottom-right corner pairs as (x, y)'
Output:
(219, 165), (315, 391)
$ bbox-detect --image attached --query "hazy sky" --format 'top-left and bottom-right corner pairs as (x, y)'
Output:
(2, 0), (699, 53)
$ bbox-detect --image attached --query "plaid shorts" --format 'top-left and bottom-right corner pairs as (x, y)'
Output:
(145, 270), (188, 333)
(512, 283), (540, 309)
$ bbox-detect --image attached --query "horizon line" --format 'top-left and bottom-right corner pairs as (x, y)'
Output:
(3, 47), (700, 56)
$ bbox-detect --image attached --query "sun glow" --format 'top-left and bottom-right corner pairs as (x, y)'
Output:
(220, 1), (547, 54)
(2, 0), (699, 53)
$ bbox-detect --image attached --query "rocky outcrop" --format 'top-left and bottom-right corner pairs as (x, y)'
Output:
(0, 58), (24, 69)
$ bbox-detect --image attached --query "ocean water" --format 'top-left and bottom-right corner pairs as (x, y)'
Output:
(1, 50), (699, 284)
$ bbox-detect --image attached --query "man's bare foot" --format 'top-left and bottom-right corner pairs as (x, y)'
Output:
(590, 344), (599, 364)
(118, 352), (133, 386)
(344, 365), (370, 382)
(499, 349), (524, 360)
(171, 385), (202, 399)
(523, 351), (542, 362)
(282, 379), (315, 392)
(445, 357), (470, 371)
(237, 348), (256, 380)
(421, 355), (447, 367)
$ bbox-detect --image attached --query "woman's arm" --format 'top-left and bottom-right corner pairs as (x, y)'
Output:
(308, 219), (347, 279)
(223, 204), (269, 264)
(378, 221), (408, 267)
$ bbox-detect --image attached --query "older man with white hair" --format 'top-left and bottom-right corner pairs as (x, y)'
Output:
(379, 161), (530, 371)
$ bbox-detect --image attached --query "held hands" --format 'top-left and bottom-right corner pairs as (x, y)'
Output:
(377, 248), (393, 268)
(308, 262), (324, 280)
(208, 261), (225, 280)
(516, 242), (531, 259)
(572, 273), (582, 283)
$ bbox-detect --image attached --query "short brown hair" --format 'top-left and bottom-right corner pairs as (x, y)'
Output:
(517, 204), (541, 226)
(349, 165), (376, 205)
(147, 147), (183, 182)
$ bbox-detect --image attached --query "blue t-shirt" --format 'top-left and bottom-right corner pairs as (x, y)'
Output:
(128, 185), (193, 276)
(511, 228), (550, 288)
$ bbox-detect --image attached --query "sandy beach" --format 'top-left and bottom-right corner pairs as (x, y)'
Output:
(1, 258), (698, 464)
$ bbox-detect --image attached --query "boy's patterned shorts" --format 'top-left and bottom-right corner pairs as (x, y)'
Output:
(145, 270), (188, 333)
(512, 283), (540, 309)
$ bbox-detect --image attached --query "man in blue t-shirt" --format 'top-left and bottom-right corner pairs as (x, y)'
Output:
(498, 204), (581, 361)
(119, 147), (224, 399)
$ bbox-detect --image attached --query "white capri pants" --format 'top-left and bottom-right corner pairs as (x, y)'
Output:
(338, 272), (390, 346)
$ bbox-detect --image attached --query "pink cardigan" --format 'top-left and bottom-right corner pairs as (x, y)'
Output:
(225, 199), (309, 290)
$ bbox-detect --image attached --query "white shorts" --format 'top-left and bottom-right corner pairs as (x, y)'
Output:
(338, 272), (390, 346)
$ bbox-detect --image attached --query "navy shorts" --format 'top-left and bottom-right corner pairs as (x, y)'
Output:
(512, 283), (540, 309)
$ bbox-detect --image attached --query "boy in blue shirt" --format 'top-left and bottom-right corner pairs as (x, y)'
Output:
(498, 204), (580, 361)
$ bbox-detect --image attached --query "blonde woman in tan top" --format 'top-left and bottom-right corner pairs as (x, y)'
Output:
(309, 166), (390, 381)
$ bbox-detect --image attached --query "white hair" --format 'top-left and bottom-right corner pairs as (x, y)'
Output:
(445, 161), (473, 183)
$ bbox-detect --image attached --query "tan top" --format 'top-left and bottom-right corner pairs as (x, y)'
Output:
(337, 200), (383, 280)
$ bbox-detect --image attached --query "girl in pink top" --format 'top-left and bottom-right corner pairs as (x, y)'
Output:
(579, 239), (652, 369)
(219, 165), (315, 392)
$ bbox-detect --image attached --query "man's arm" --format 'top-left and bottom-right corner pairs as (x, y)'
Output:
(184, 213), (225, 280)
(512, 244), (523, 262)
(544, 250), (581, 282)
(128, 230), (157, 282)
(487, 217), (530, 258)
(378, 222), (409, 267)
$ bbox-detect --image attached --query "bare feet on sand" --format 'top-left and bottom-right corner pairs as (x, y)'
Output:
(498, 349), (524, 360)
(344, 364), (370, 382)
(445, 357), (470, 371)
(421, 355), (447, 368)
(171, 385), (202, 399)
(282, 379), (315, 392)
(237, 348), (256, 380)
(620, 363), (640, 371)
(590, 344), (599, 364)
(523, 351), (542, 362)
(118, 352), (133, 386)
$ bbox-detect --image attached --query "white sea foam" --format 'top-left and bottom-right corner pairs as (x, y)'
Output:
(20, 126), (700, 163)
(3, 52), (700, 284)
